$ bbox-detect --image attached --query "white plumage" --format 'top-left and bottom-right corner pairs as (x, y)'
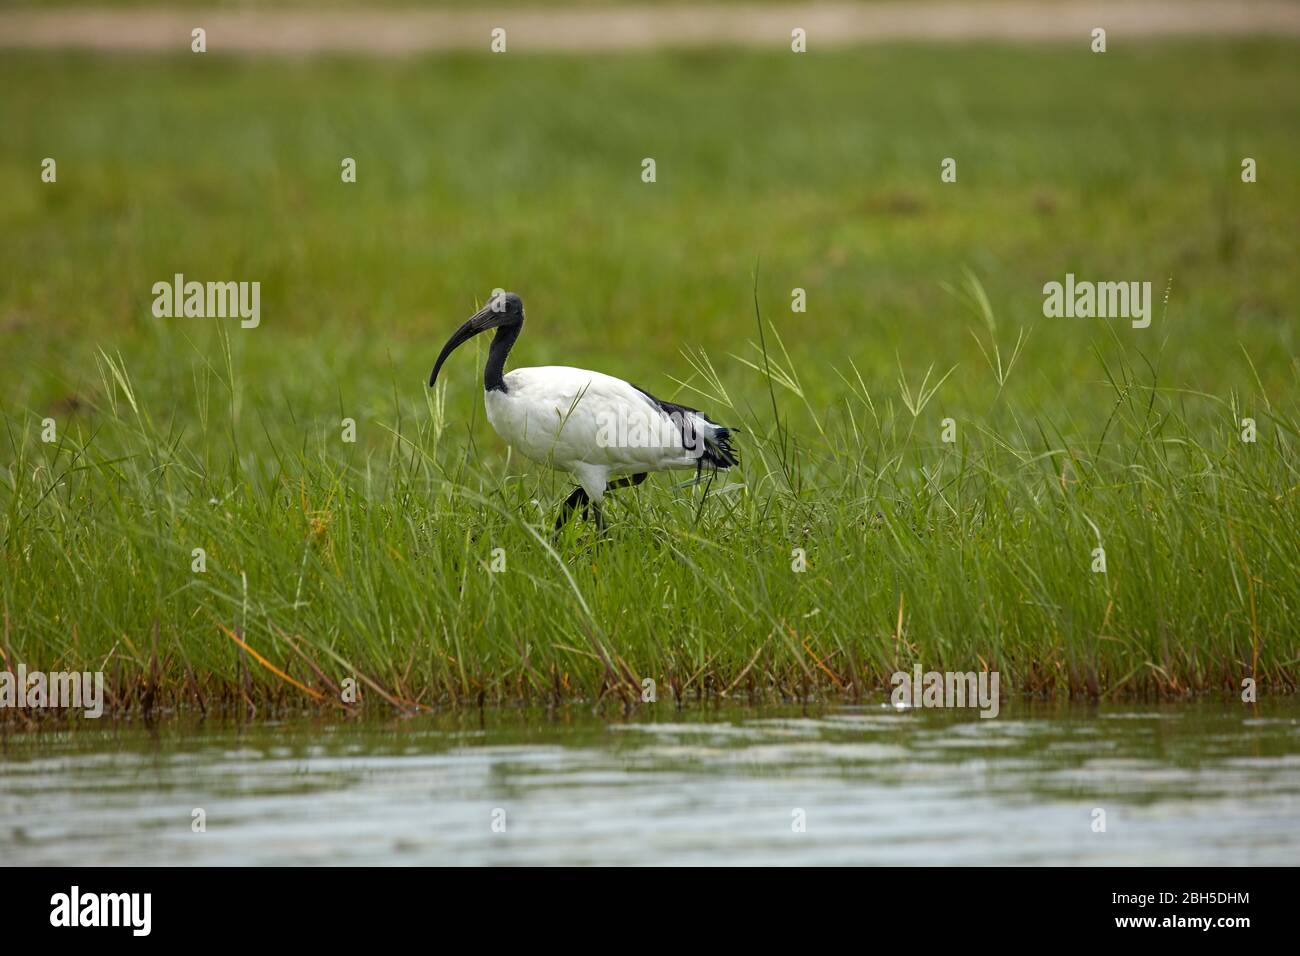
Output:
(486, 366), (723, 502)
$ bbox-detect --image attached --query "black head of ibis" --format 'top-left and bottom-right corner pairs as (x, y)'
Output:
(429, 292), (525, 392)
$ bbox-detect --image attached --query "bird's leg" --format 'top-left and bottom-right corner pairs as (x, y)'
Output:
(606, 472), (648, 491)
(555, 477), (637, 536)
(553, 486), (589, 532)
(571, 473), (643, 535)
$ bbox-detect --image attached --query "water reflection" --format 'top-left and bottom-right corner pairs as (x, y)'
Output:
(1, 701), (1297, 865)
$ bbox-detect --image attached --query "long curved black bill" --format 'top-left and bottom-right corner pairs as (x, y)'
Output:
(428, 306), (493, 387)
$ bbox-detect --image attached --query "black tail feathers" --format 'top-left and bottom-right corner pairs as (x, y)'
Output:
(703, 425), (740, 469)
(632, 383), (740, 472)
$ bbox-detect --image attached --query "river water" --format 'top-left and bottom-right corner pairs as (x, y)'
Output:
(2, 700), (1297, 865)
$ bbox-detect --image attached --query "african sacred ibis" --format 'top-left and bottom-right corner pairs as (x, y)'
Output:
(428, 292), (739, 530)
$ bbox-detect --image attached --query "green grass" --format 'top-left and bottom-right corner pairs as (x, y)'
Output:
(1, 42), (1298, 715)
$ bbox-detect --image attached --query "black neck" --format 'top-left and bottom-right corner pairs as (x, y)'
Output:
(484, 323), (520, 392)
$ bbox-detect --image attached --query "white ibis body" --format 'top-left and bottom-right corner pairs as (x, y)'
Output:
(428, 292), (738, 529)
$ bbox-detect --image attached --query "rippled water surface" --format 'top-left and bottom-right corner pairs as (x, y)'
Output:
(3, 701), (1298, 865)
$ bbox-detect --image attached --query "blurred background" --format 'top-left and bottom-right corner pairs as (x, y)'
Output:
(3, 1), (1296, 433)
